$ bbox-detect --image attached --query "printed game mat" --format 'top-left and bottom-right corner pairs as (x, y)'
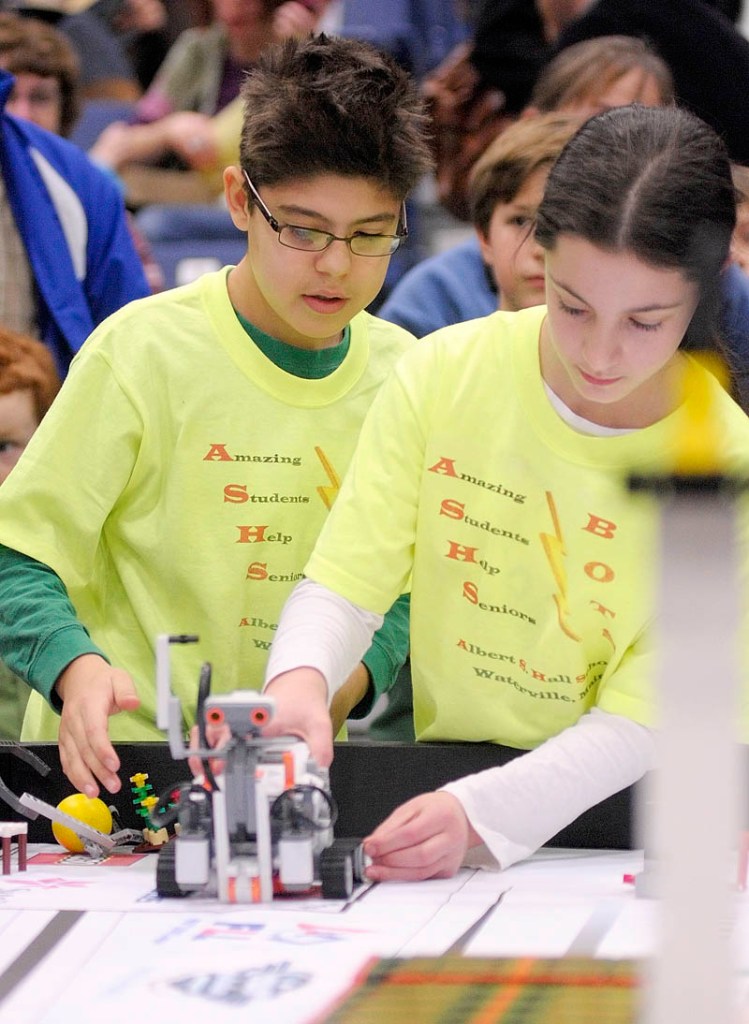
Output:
(317, 955), (639, 1023)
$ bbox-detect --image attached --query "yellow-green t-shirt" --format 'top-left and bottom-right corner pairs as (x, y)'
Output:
(305, 305), (749, 748)
(0, 269), (414, 740)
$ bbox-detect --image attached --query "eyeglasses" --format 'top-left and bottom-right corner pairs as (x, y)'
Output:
(243, 170), (407, 257)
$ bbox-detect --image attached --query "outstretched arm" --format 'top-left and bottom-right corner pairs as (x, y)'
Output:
(363, 708), (655, 880)
(0, 545), (140, 797)
(263, 578), (382, 765)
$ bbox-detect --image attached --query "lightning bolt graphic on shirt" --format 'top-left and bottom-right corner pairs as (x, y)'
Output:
(540, 490), (581, 642)
(314, 447), (341, 509)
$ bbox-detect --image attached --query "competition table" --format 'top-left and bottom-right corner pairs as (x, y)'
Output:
(0, 741), (670, 1024)
(0, 739), (635, 849)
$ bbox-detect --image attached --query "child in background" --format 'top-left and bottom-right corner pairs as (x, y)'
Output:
(459, 113), (579, 317)
(262, 104), (749, 880)
(0, 11), (80, 135)
(0, 12), (161, 304)
(731, 164), (749, 276)
(0, 34), (432, 796)
(0, 328), (59, 487)
(0, 327), (60, 740)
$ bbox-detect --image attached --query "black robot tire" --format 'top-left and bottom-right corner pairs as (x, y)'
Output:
(320, 845), (354, 899)
(156, 841), (188, 898)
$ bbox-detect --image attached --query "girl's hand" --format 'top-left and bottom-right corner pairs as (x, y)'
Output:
(187, 721), (230, 779)
(363, 792), (478, 881)
(263, 668), (333, 767)
(187, 668), (339, 776)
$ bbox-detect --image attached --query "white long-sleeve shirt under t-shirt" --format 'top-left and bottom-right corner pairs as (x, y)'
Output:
(264, 306), (749, 869)
(264, 576), (655, 870)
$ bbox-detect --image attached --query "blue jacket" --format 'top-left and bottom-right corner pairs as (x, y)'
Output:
(0, 71), (149, 375)
(378, 236), (496, 338)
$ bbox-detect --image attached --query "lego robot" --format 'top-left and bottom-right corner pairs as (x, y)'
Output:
(153, 634), (365, 902)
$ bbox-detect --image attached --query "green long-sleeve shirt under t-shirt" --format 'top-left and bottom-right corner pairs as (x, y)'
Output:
(0, 282), (413, 737)
(0, 543), (410, 726)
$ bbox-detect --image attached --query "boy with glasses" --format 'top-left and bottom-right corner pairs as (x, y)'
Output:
(0, 33), (432, 797)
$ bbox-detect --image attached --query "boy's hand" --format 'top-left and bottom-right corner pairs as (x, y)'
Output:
(55, 654), (141, 798)
(363, 792), (480, 881)
(329, 662), (370, 736)
(263, 668), (333, 766)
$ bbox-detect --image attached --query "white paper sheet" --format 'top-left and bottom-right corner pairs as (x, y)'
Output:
(8, 845), (749, 1024)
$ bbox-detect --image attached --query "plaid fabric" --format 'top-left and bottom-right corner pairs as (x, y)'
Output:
(320, 957), (639, 1023)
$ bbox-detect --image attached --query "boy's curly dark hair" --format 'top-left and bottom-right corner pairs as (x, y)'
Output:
(239, 33), (433, 200)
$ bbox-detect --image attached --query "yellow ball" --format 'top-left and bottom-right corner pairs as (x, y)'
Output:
(52, 794), (113, 853)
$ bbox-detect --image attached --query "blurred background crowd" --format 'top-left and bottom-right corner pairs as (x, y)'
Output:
(2, 0), (749, 738)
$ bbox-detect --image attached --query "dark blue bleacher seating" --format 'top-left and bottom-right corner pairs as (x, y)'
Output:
(69, 99), (135, 152)
(134, 204), (247, 290)
(338, 0), (469, 79)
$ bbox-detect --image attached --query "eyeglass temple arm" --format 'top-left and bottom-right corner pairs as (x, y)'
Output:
(399, 201), (409, 238)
